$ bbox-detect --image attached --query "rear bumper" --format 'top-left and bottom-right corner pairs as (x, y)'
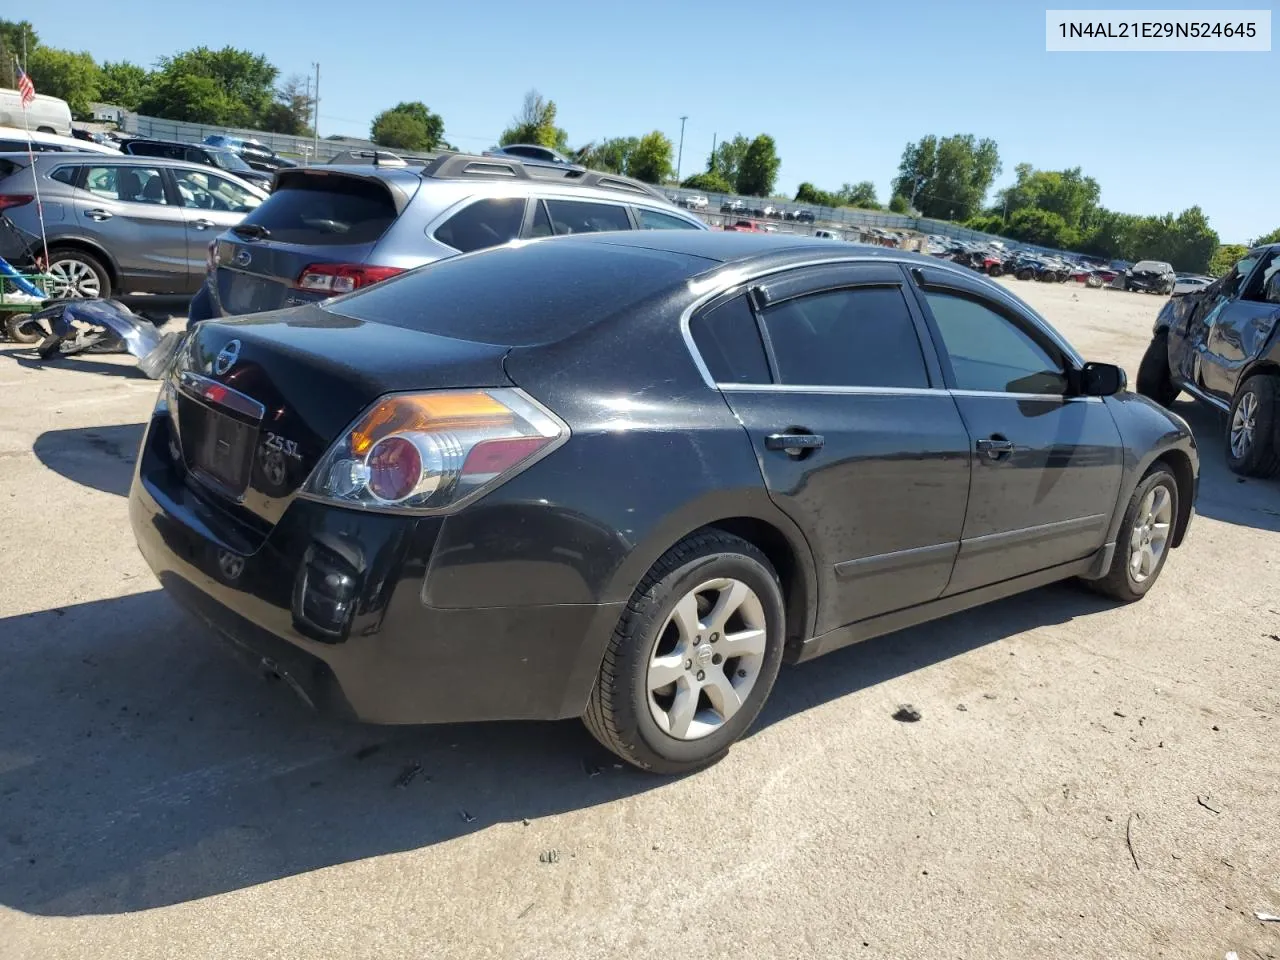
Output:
(128, 414), (622, 724)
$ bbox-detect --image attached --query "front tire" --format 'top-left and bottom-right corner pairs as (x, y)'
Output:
(583, 530), (786, 775)
(1226, 375), (1280, 478)
(4, 313), (43, 344)
(1085, 465), (1179, 602)
(1135, 331), (1179, 407)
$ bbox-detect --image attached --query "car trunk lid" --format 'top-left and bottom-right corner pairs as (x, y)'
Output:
(169, 305), (512, 531)
(210, 168), (415, 317)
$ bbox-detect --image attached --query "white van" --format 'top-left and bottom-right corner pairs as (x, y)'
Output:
(814, 228), (843, 241)
(0, 88), (73, 136)
(0, 125), (119, 154)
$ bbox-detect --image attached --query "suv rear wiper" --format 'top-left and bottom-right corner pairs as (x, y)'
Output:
(231, 223), (270, 240)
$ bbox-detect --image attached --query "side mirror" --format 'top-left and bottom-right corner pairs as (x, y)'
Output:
(1080, 361), (1127, 397)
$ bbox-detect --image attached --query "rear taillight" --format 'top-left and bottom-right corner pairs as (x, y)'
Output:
(205, 241), (217, 275)
(295, 263), (404, 295)
(301, 389), (567, 514)
(0, 194), (33, 211)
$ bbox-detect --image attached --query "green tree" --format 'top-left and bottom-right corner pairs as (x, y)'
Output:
(1209, 243), (1249, 277)
(97, 61), (150, 111)
(965, 214), (1007, 235)
(737, 134), (780, 197)
(26, 47), (100, 117)
(888, 193), (912, 214)
(499, 89), (568, 150)
(997, 163), (1102, 231)
(681, 171), (733, 193)
(892, 134), (1001, 221)
(371, 102), (445, 151)
(259, 74), (314, 136)
(840, 180), (880, 209)
(795, 182), (837, 207)
(585, 136), (639, 174)
(1004, 208), (1078, 248)
(628, 130), (673, 184)
(708, 134), (750, 186)
(0, 19), (38, 87)
(145, 46), (277, 126)
(1252, 227), (1280, 246)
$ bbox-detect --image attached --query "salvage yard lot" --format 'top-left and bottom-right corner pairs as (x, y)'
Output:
(1, 281), (1278, 960)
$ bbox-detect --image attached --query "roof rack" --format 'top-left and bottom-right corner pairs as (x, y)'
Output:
(417, 152), (668, 201)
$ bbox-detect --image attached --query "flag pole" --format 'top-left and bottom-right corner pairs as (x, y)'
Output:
(15, 58), (50, 294)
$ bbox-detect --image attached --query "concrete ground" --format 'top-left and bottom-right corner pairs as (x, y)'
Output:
(1, 280), (1278, 960)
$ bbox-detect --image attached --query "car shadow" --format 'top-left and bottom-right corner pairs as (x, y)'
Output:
(0, 579), (1112, 918)
(1, 346), (153, 380)
(1171, 398), (1280, 533)
(32, 423), (145, 498)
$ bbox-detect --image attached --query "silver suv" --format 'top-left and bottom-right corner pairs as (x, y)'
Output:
(191, 152), (708, 321)
(0, 152), (266, 299)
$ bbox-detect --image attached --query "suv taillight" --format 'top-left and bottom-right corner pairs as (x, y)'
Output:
(295, 263), (404, 295)
(0, 194), (33, 211)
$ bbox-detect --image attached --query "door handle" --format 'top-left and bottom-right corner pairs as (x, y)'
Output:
(766, 432), (825, 454)
(976, 437), (1015, 461)
(85, 209), (113, 221)
(192, 218), (215, 230)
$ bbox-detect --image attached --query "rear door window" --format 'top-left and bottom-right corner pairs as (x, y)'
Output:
(433, 197), (526, 253)
(83, 165), (170, 205)
(543, 199), (632, 234)
(49, 164), (79, 185)
(690, 295), (771, 383)
(636, 208), (700, 230)
(236, 175), (398, 245)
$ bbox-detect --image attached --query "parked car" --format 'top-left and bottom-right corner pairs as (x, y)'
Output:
(723, 220), (764, 233)
(129, 233), (1197, 774)
(1137, 244), (1280, 476)
(794, 209), (816, 224)
(484, 144), (585, 172)
(0, 88), (72, 135)
(1124, 260), (1176, 295)
(813, 228), (842, 240)
(203, 134), (297, 172)
(683, 194), (708, 211)
(0, 125), (119, 154)
(189, 152), (706, 322)
(120, 139), (275, 191)
(1172, 274), (1212, 295)
(0, 153), (266, 306)
(720, 199), (746, 214)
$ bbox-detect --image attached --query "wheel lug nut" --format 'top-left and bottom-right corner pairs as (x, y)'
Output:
(685, 659), (692, 670)
(696, 670), (705, 681)
(710, 632), (719, 643)
(712, 653), (722, 665)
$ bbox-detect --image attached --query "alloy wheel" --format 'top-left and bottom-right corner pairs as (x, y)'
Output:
(45, 258), (101, 299)
(645, 577), (767, 741)
(1128, 484), (1173, 583)
(1230, 391), (1257, 460)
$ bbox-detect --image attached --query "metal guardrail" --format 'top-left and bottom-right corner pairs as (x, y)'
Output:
(121, 112), (382, 162)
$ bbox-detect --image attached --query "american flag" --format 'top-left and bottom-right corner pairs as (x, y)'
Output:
(16, 66), (35, 108)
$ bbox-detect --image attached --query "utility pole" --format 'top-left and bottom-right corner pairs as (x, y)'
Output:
(311, 62), (321, 159)
(710, 132), (717, 171)
(676, 115), (687, 184)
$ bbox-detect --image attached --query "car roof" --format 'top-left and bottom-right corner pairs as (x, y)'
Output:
(566, 230), (925, 265)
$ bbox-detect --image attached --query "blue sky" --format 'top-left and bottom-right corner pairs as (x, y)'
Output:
(37, 0), (1277, 242)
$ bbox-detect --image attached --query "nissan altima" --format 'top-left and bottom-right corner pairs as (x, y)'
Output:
(129, 232), (1199, 774)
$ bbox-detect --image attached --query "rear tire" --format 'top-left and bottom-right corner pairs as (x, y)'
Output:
(1084, 465), (1179, 602)
(583, 530), (786, 775)
(1226, 374), (1280, 478)
(44, 248), (112, 300)
(1135, 331), (1179, 407)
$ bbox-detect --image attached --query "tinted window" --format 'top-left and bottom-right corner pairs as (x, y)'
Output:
(434, 197), (526, 253)
(761, 286), (929, 388)
(49, 165), (78, 185)
(83, 165), (169, 205)
(544, 199), (631, 235)
(329, 241), (701, 347)
(0, 138), (57, 152)
(637, 208), (700, 230)
(237, 175), (397, 245)
(925, 291), (1067, 395)
(690, 296), (770, 384)
(529, 200), (553, 238)
(1242, 249), (1280, 304)
(175, 169), (261, 213)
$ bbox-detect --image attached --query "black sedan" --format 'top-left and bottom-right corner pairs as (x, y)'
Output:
(129, 233), (1199, 774)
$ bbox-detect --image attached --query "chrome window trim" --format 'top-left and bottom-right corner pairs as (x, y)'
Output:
(679, 253), (1087, 391)
(177, 371), (266, 421)
(718, 383), (946, 397)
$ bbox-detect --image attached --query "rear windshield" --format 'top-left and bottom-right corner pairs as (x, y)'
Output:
(1133, 261), (1172, 272)
(326, 239), (702, 346)
(236, 174), (398, 246)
